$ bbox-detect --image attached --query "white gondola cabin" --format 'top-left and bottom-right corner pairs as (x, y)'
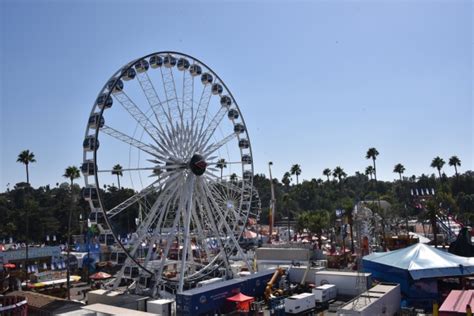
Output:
(96, 94), (113, 109)
(228, 109), (239, 120)
(189, 64), (202, 76)
(177, 58), (190, 70)
(122, 67), (136, 81)
(242, 154), (252, 164)
(82, 186), (99, 201)
(149, 55), (163, 68)
(134, 59), (149, 73)
(243, 171), (253, 181)
(234, 123), (245, 134)
(107, 79), (123, 93)
(83, 136), (99, 151)
(163, 55), (177, 68)
(211, 83), (223, 95)
(201, 73), (213, 85)
(88, 113), (104, 129)
(239, 139), (250, 149)
(81, 160), (97, 176)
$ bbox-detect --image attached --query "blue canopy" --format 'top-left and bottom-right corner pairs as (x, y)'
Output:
(363, 243), (474, 280)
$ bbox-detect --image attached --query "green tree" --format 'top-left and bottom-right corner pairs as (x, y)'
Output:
(393, 163), (405, 181)
(332, 166), (347, 183)
(291, 164), (302, 185)
(365, 166), (375, 180)
(431, 156), (445, 179)
(366, 148), (379, 181)
(63, 166), (81, 187)
(323, 168), (332, 182)
(230, 173), (238, 183)
(216, 158), (227, 180)
(17, 150), (36, 185)
(282, 172), (292, 189)
(112, 164), (123, 189)
(448, 156), (461, 177)
(308, 210), (330, 249)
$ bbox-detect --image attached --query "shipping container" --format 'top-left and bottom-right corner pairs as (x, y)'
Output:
(315, 271), (372, 297)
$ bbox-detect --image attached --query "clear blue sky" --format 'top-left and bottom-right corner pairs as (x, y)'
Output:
(1, 0), (472, 190)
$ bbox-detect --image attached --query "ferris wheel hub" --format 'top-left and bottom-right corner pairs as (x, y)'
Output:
(189, 153), (207, 176)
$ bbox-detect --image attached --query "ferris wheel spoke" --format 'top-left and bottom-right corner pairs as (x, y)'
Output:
(156, 179), (188, 284)
(178, 175), (196, 293)
(190, 84), (212, 139)
(199, 179), (253, 272)
(189, 200), (213, 265)
(195, 106), (228, 152)
(135, 71), (174, 133)
(112, 91), (165, 144)
(202, 132), (238, 158)
(130, 175), (184, 262)
(159, 67), (183, 123)
(195, 181), (232, 273)
(97, 165), (174, 173)
(106, 174), (169, 219)
(182, 70), (194, 126)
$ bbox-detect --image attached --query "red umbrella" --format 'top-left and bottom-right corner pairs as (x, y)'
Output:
(4, 263), (16, 269)
(89, 272), (112, 280)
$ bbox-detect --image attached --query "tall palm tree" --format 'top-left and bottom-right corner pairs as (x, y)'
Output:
(216, 159), (227, 180)
(430, 156), (445, 179)
(282, 172), (292, 189)
(448, 156), (461, 177)
(393, 163), (405, 181)
(290, 164), (302, 185)
(365, 148), (379, 181)
(332, 166), (347, 183)
(63, 166), (81, 187)
(365, 166), (374, 180)
(323, 168), (332, 182)
(17, 150), (36, 185)
(112, 164), (123, 189)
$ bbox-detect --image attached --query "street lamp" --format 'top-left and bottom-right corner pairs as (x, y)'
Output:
(268, 162), (276, 244)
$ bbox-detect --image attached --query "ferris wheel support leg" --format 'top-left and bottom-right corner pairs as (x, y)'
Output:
(178, 175), (196, 293)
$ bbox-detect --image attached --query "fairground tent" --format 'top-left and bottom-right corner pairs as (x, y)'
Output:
(363, 243), (474, 280)
(363, 243), (474, 309)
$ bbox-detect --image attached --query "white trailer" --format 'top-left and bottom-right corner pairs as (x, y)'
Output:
(313, 284), (337, 303)
(337, 283), (401, 316)
(147, 298), (176, 316)
(284, 293), (316, 314)
(314, 271), (372, 297)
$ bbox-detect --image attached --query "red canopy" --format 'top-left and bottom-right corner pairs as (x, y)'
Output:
(3, 263), (15, 269)
(227, 292), (254, 302)
(227, 292), (254, 312)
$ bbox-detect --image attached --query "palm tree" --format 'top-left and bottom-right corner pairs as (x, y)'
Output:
(365, 166), (374, 180)
(365, 148), (379, 181)
(112, 164), (123, 189)
(448, 156), (461, 177)
(216, 159), (227, 180)
(393, 163), (405, 181)
(17, 150), (36, 185)
(430, 156), (445, 179)
(63, 166), (81, 187)
(230, 173), (238, 183)
(308, 210), (330, 249)
(332, 166), (347, 183)
(323, 168), (332, 182)
(282, 172), (292, 189)
(290, 164), (302, 185)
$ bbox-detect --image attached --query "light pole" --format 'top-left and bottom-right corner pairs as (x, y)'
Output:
(268, 162), (276, 244)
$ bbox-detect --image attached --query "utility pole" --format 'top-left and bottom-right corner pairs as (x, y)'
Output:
(268, 162), (276, 244)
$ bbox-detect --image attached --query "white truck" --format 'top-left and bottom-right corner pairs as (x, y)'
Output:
(313, 284), (337, 304)
(284, 293), (316, 314)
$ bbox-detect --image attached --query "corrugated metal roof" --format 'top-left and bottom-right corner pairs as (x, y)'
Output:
(439, 290), (474, 313)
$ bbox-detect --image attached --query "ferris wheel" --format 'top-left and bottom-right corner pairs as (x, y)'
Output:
(81, 52), (256, 294)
